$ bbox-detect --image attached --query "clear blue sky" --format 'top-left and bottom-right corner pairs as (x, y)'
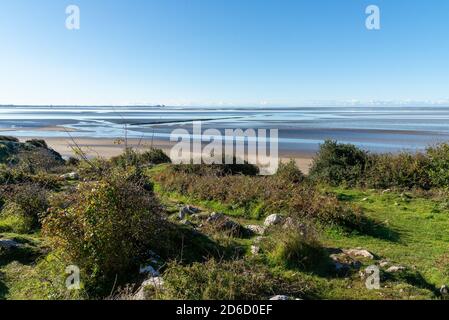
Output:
(0, 0), (448, 106)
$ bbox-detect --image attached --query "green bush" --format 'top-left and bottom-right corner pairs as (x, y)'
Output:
(140, 148), (172, 165)
(263, 223), (324, 270)
(275, 160), (305, 184)
(42, 166), (166, 293)
(366, 153), (432, 190)
(8, 183), (49, 229)
(111, 147), (171, 168)
(156, 259), (312, 300)
(309, 140), (368, 186)
(427, 143), (449, 188)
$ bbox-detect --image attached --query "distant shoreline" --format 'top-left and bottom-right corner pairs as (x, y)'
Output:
(17, 136), (315, 174)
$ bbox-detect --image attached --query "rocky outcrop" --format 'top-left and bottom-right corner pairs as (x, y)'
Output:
(0, 239), (21, 250)
(178, 205), (200, 220)
(0, 137), (64, 167)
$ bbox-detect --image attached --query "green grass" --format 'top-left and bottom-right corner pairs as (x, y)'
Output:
(316, 187), (449, 299)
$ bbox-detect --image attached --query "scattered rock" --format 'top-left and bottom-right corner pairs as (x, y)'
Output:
(180, 220), (196, 227)
(0, 239), (20, 250)
(246, 225), (266, 235)
(206, 212), (243, 235)
(379, 260), (390, 268)
(362, 197), (369, 202)
(206, 212), (225, 223)
(251, 245), (260, 255)
(269, 295), (301, 300)
(60, 172), (79, 180)
(329, 252), (362, 272)
(382, 189), (391, 194)
(269, 295), (290, 300)
(387, 265), (406, 273)
(440, 285), (448, 297)
(178, 205), (200, 220)
(222, 219), (241, 231)
(343, 248), (375, 260)
(253, 236), (264, 244)
(264, 214), (283, 227)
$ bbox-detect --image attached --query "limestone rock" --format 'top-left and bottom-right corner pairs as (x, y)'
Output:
(343, 248), (375, 260)
(264, 214), (283, 227)
(387, 265), (406, 273)
(246, 225), (266, 235)
(60, 172), (79, 180)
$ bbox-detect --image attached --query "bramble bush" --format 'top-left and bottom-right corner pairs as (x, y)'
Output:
(309, 140), (449, 190)
(42, 166), (167, 293)
(427, 143), (449, 188)
(111, 147), (171, 168)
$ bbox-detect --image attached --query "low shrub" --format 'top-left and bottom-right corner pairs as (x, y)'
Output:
(0, 183), (49, 230)
(275, 160), (305, 184)
(42, 166), (167, 294)
(427, 143), (449, 188)
(365, 153), (432, 190)
(309, 140), (368, 187)
(111, 147), (171, 168)
(140, 148), (172, 165)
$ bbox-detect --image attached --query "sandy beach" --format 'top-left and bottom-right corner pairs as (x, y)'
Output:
(19, 136), (314, 174)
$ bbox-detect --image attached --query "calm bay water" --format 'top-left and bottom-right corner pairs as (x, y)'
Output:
(1, 105), (449, 154)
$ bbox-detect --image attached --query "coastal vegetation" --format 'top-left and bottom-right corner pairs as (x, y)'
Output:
(1, 136), (449, 300)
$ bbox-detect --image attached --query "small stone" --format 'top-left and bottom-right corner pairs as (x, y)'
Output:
(178, 206), (200, 220)
(60, 172), (79, 180)
(269, 295), (290, 300)
(206, 212), (224, 223)
(379, 260), (390, 268)
(246, 225), (265, 235)
(387, 265), (406, 273)
(440, 285), (448, 296)
(343, 248), (375, 260)
(382, 189), (391, 194)
(330, 253), (362, 272)
(264, 214), (283, 227)
(251, 245), (260, 255)
(362, 197), (369, 202)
